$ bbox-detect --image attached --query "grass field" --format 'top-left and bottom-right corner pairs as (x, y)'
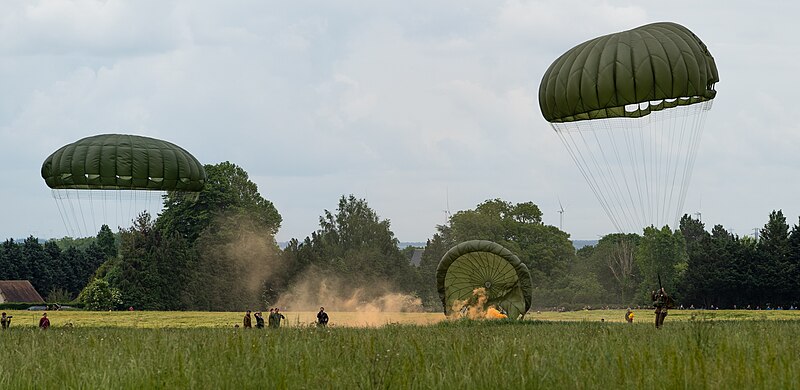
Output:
(2, 310), (798, 389)
(2, 309), (798, 328)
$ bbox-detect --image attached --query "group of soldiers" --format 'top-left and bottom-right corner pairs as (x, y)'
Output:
(242, 307), (330, 329)
(243, 308), (286, 329)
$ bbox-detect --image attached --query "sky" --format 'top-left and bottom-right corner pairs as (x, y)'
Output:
(2, 0), (799, 243)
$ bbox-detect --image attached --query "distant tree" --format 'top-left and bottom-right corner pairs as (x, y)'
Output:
(787, 218), (800, 305)
(594, 233), (640, 303)
(680, 215), (717, 306)
(757, 210), (791, 302)
(22, 236), (53, 295)
(51, 236), (97, 251)
(0, 239), (20, 279)
(95, 224), (118, 259)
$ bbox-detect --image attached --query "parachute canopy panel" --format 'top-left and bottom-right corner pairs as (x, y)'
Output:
(436, 240), (533, 320)
(42, 134), (206, 191)
(539, 22), (718, 123)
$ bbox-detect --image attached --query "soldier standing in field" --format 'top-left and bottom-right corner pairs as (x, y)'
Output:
(271, 308), (285, 328)
(39, 312), (50, 330)
(652, 288), (671, 328)
(255, 312), (265, 329)
(243, 310), (252, 328)
(1, 312), (11, 329)
(317, 307), (329, 327)
(267, 308), (275, 328)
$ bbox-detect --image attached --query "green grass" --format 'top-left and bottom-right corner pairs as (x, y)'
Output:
(2, 317), (799, 389)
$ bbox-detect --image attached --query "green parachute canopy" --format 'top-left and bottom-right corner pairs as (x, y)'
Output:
(539, 22), (718, 123)
(538, 22), (719, 233)
(436, 240), (533, 320)
(42, 134), (206, 191)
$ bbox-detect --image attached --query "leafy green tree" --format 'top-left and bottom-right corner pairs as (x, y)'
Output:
(158, 161), (282, 242)
(95, 224), (118, 259)
(447, 199), (573, 285)
(283, 195), (418, 301)
(22, 236), (53, 295)
(636, 225), (687, 302)
(680, 215), (717, 306)
(757, 210), (791, 301)
(104, 212), (194, 310)
(788, 218), (800, 304)
(0, 239), (21, 280)
(319, 195), (415, 286)
(79, 278), (123, 310)
(591, 233), (641, 303)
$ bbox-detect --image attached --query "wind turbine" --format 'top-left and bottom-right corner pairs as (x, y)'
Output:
(557, 200), (566, 231)
(443, 187), (452, 223)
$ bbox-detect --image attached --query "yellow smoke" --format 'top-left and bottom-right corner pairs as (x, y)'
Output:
(450, 287), (507, 320)
(486, 307), (507, 319)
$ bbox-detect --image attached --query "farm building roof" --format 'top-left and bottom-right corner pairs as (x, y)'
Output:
(0, 280), (45, 303)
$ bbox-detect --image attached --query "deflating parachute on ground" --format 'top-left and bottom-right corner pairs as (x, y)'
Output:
(436, 240), (533, 320)
(42, 134), (206, 237)
(539, 22), (718, 233)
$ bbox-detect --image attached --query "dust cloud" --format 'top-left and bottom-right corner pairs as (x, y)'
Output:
(193, 214), (285, 310)
(275, 266), (423, 315)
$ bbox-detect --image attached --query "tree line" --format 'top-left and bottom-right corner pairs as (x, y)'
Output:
(0, 229), (113, 302)
(2, 161), (798, 311)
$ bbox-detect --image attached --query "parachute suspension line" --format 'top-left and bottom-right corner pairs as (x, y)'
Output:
(603, 118), (641, 231)
(621, 117), (647, 231)
(88, 190), (97, 236)
(129, 189), (135, 227)
(675, 101), (712, 227)
(659, 107), (672, 226)
(577, 120), (624, 230)
(555, 100), (713, 234)
(554, 124), (621, 231)
(117, 189), (122, 232)
(555, 123), (625, 232)
(52, 190), (73, 239)
(75, 189), (90, 237)
(627, 116), (648, 230)
(664, 102), (692, 227)
(593, 118), (640, 232)
(550, 123), (617, 227)
(102, 189), (108, 231)
(587, 122), (639, 231)
(637, 113), (652, 231)
(63, 189), (81, 237)
(657, 109), (667, 226)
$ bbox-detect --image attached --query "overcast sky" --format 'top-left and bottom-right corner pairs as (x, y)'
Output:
(2, 0), (799, 242)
